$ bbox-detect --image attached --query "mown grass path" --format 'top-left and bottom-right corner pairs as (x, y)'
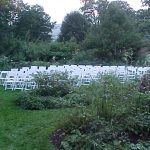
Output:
(0, 87), (70, 150)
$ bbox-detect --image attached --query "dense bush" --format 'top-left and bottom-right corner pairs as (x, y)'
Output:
(16, 91), (45, 110)
(70, 75), (141, 120)
(139, 72), (150, 92)
(33, 71), (76, 97)
(0, 56), (11, 70)
(70, 49), (102, 65)
(16, 91), (91, 110)
(16, 91), (79, 110)
(51, 75), (150, 150)
(52, 113), (150, 150)
(24, 41), (79, 63)
(16, 71), (92, 110)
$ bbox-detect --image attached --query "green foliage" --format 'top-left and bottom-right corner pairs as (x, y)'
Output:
(127, 142), (150, 150)
(16, 91), (90, 110)
(16, 71), (92, 110)
(71, 49), (101, 65)
(138, 20), (150, 36)
(0, 0), (149, 65)
(89, 75), (139, 120)
(0, 87), (69, 150)
(51, 75), (150, 149)
(14, 4), (55, 41)
(16, 91), (44, 110)
(98, 2), (141, 60)
(81, 32), (101, 50)
(33, 71), (75, 97)
(0, 56), (10, 70)
(0, 0), (20, 30)
(24, 41), (79, 62)
(141, 0), (150, 7)
(59, 11), (89, 42)
(80, 0), (142, 63)
(64, 88), (93, 106)
(57, 113), (150, 150)
(2, 36), (26, 61)
(16, 91), (76, 110)
(125, 112), (150, 136)
(139, 73), (150, 92)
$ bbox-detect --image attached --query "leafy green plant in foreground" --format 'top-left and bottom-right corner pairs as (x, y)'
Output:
(51, 75), (150, 150)
(33, 71), (76, 97)
(17, 71), (88, 110)
(139, 72), (150, 93)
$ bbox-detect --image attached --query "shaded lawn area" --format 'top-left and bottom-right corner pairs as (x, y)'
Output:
(0, 87), (70, 150)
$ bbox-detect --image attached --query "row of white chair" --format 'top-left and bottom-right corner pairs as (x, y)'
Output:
(0, 66), (150, 90)
(4, 77), (37, 90)
(9, 66), (148, 79)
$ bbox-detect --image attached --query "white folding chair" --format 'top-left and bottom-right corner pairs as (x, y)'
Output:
(126, 66), (137, 81)
(116, 66), (126, 82)
(0, 71), (9, 86)
(4, 74), (17, 90)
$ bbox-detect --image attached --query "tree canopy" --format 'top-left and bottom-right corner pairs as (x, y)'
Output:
(141, 0), (150, 7)
(59, 11), (89, 43)
(14, 4), (55, 41)
(80, 0), (142, 63)
(0, 0), (149, 66)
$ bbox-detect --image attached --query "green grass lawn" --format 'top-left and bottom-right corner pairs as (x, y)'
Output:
(0, 87), (70, 150)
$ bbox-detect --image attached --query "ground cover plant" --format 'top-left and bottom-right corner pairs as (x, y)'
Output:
(16, 71), (90, 110)
(0, 87), (73, 150)
(51, 75), (150, 150)
(1, 74), (150, 150)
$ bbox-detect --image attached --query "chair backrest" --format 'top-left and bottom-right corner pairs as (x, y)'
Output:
(20, 67), (30, 72)
(6, 71), (19, 79)
(38, 66), (46, 72)
(0, 71), (9, 78)
(11, 68), (19, 72)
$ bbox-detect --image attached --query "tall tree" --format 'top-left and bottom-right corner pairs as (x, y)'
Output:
(110, 0), (135, 18)
(14, 4), (55, 41)
(99, 3), (141, 59)
(59, 11), (89, 42)
(136, 9), (150, 20)
(141, 0), (150, 7)
(80, 0), (97, 24)
(137, 2), (150, 48)
(0, 0), (21, 54)
(81, 0), (142, 62)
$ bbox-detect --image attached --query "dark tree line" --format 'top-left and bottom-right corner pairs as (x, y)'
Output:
(0, 0), (55, 41)
(0, 0), (55, 63)
(59, 0), (150, 64)
(0, 0), (150, 67)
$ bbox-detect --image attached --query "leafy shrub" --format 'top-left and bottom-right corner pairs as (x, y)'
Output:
(33, 71), (76, 97)
(0, 56), (11, 70)
(25, 41), (78, 62)
(16, 91), (90, 110)
(127, 142), (150, 150)
(134, 92), (150, 112)
(139, 72), (150, 92)
(64, 93), (90, 106)
(125, 112), (150, 140)
(17, 91), (62, 110)
(17, 71), (103, 110)
(16, 91), (45, 110)
(71, 49), (102, 65)
(51, 75), (150, 150)
(78, 75), (139, 120)
(52, 109), (150, 150)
